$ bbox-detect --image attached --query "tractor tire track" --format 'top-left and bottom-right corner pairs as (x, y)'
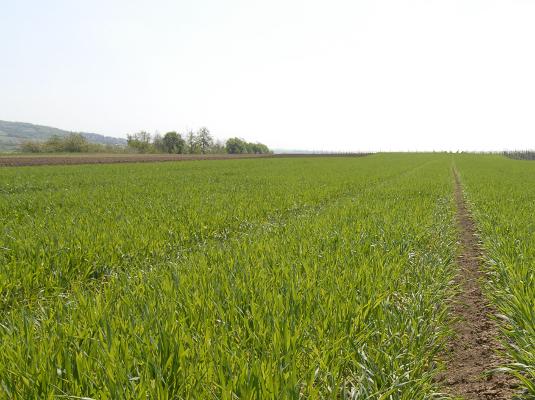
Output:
(439, 169), (517, 399)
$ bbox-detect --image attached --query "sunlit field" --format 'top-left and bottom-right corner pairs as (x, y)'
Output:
(1, 154), (533, 398)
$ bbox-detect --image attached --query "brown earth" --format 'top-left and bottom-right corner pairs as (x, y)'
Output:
(0, 153), (270, 167)
(0, 153), (369, 167)
(438, 170), (518, 399)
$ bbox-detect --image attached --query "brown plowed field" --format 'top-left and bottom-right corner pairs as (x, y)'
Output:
(0, 153), (369, 167)
(0, 154), (270, 167)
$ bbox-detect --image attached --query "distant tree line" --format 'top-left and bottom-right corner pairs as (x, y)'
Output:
(502, 151), (535, 160)
(20, 134), (124, 153)
(19, 127), (271, 155)
(127, 127), (271, 155)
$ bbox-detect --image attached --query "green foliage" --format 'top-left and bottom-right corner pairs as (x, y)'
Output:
(152, 133), (165, 153)
(162, 131), (185, 154)
(125, 128), (270, 155)
(61, 133), (88, 152)
(0, 155), (458, 398)
(197, 127), (213, 154)
(185, 130), (199, 154)
(4, 121), (270, 155)
(455, 154), (535, 396)
(126, 131), (153, 153)
(19, 133), (126, 153)
(19, 140), (43, 153)
(226, 137), (270, 154)
(226, 137), (247, 153)
(249, 142), (270, 154)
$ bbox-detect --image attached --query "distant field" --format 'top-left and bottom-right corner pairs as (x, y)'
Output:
(0, 153), (270, 166)
(0, 153), (369, 166)
(0, 154), (533, 398)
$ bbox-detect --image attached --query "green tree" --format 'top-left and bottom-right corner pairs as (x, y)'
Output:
(225, 137), (247, 154)
(250, 142), (270, 154)
(225, 137), (270, 154)
(163, 131), (185, 154)
(62, 133), (89, 152)
(20, 140), (43, 153)
(186, 130), (199, 154)
(209, 139), (226, 154)
(44, 135), (64, 152)
(153, 133), (165, 153)
(127, 131), (152, 153)
(197, 127), (213, 154)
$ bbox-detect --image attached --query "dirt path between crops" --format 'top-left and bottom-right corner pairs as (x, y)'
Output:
(439, 170), (517, 399)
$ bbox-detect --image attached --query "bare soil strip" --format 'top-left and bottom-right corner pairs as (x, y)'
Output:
(0, 153), (269, 167)
(0, 153), (369, 167)
(440, 170), (517, 399)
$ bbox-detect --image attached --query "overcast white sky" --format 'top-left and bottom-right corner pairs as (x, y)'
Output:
(1, 0), (535, 151)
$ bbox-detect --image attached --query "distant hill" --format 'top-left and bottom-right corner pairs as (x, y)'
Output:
(0, 120), (126, 152)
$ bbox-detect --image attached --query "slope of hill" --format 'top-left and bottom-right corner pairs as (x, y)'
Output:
(0, 120), (126, 152)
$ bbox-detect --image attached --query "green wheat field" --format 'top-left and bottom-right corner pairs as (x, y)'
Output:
(1, 154), (534, 399)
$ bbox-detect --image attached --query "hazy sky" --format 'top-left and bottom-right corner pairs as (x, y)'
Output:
(2, 0), (535, 151)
